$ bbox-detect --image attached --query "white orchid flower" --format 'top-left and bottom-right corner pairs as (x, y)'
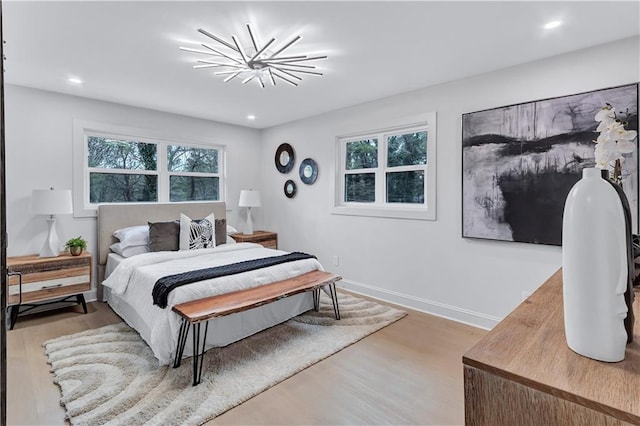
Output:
(595, 106), (616, 122)
(616, 128), (638, 141)
(594, 159), (613, 170)
(595, 143), (619, 163)
(596, 118), (618, 132)
(595, 133), (610, 144)
(593, 103), (637, 184)
(616, 139), (637, 154)
(598, 123), (636, 144)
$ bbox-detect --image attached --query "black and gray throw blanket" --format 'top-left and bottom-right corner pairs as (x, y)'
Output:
(152, 252), (317, 308)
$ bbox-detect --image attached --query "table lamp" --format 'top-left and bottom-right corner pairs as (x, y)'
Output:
(238, 189), (261, 235)
(30, 188), (73, 257)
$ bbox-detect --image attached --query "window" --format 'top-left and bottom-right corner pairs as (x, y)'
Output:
(334, 114), (436, 220)
(73, 121), (225, 217)
(344, 138), (377, 202)
(167, 145), (220, 202)
(88, 136), (159, 203)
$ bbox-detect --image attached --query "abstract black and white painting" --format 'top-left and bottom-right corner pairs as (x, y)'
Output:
(462, 83), (639, 245)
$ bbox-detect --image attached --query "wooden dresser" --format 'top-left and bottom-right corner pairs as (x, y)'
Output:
(463, 269), (640, 425)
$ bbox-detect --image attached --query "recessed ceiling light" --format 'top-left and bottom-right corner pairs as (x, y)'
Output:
(180, 24), (327, 88)
(247, 114), (256, 120)
(544, 20), (562, 30)
(68, 77), (83, 84)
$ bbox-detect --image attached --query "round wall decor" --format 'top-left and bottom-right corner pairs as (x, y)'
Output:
(284, 180), (297, 198)
(275, 143), (295, 174)
(299, 158), (318, 185)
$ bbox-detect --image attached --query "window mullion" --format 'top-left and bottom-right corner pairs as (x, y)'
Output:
(87, 167), (158, 176)
(171, 171), (220, 178)
(339, 140), (346, 204)
(386, 164), (425, 173)
(376, 133), (386, 205)
(157, 142), (169, 202)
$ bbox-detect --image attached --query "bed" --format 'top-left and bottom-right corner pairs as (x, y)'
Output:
(97, 202), (322, 365)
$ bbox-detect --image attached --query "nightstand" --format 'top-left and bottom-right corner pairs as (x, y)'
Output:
(230, 231), (278, 249)
(7, 252), (92, 329)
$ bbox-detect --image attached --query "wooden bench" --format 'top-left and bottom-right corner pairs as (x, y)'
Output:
(172, 270), (342, 385)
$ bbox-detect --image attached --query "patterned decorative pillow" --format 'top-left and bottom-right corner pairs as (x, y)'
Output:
(179, 213), (216, 250)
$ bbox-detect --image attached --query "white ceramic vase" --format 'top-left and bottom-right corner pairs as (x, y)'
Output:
(562, 167), (627, 362)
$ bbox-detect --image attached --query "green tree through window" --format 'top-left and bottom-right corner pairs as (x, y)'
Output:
(334, 121), (435, 219)
(168, 145), (220, 201)
(334, 115), (436, 220)
(387, 132), (427, 167)
(88, 136), (158, 203)
(386, 131), (427, 204)
(86, 136), (221, 204)
(339, 129), (429, 207)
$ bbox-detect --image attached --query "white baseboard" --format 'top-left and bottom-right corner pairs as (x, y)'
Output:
(85, 283), (501, 329)
(85, 289), (98, 303)
(337, 278), (502, 330)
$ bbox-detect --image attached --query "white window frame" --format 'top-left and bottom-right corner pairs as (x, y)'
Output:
(73, 120), (226, 217)
(332, 113), (436, 220)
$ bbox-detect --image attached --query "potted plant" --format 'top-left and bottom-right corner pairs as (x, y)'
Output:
(65, 236), (87, 256)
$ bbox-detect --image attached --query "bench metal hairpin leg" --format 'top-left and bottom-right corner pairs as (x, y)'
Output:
(192, 321), (209, 386)
(173, 318), (190, 368)
(313, 288), (320, 311)
(329, 283), (341, 320)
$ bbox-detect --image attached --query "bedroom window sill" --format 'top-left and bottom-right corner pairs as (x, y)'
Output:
(331, 205), (435, 221)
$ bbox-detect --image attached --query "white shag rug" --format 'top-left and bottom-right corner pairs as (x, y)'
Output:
(43, 293), (406, 426)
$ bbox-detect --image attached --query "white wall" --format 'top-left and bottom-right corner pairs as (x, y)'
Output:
(259, 36), (640, 329)
(5, 85), (262, 298)
(6, 36), (638, 327)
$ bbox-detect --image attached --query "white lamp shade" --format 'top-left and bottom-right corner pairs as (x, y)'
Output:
(30, 189), (73, 215)
(238, 190), (261, 208)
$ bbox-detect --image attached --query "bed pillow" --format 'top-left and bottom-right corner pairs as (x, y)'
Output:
(113, 225), (149, 249)
(180, 213), (216, 250)
(215, 218), (227, 246)
(148, 220), (180, 252)
(110, 242), (149, 258)
(226, 224), (238, 234)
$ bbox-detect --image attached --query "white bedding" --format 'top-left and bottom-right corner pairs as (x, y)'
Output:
(105, 252), (126, 278)
(103, 243), (323, 365)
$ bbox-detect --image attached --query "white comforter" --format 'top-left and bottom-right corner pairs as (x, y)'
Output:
(103, 243), (323, 364)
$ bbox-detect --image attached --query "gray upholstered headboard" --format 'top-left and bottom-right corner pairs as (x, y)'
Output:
(97, 202), (226, 300)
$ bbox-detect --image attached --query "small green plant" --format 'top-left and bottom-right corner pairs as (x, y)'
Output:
(65, 236), (87, 250)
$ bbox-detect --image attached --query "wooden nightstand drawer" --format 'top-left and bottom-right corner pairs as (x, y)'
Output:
(9, 271), (90, 295)
(230, 231), (278, 249)
(8, 266), (90, 286)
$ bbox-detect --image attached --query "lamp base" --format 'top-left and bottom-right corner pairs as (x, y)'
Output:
(243, 207), (254, 235)
(39, 217), (61, 257)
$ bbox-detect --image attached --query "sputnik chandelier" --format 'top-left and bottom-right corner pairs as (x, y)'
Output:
(180, 24), (327, 88)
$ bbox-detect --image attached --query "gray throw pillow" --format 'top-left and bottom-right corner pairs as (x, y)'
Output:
(215, 218), (227, 246)
(148, 221), (180, 252)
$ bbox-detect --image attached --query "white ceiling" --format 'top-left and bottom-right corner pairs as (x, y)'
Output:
(3, 1), (639, 129)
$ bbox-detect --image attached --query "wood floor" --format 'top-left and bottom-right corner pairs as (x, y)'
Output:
(6, 295), (486, 425)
